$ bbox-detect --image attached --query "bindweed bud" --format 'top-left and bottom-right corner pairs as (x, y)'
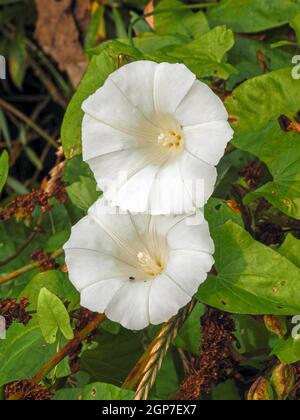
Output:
(247, 377), (274, 401)
(264, 315), (287, 338)
(271, 364), (295, 401)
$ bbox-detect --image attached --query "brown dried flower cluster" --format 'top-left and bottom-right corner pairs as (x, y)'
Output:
(69, 308), (98, 374)
(30, 248), (58, 271)
(177, 309), (240, 400)
(0, 189), (51, 222)
(5, 380), (53, 401)
(0, 298), (31, 328)
(73, 307), (98, 333)
(0, 178), (67, 222)
(241, 160), (263, 188)
(291, 362), (300, 399)
(255, 222), (285, 246)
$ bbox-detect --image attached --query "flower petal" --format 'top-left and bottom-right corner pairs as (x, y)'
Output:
(65, 208), (136, 258)
(64, 200), (150, 274)
(175, 80), (228, 127)
(149, 160), (195, 215)
(64, 214), (122, 259)
(86, 147), (156, 195)
(149, 274), (191, 325)
(165, 250), (214, 296)
(82, 114), (138, 161)
(110, 60), (158, 121)
(116, 164), (160, 213)
(106, 280), (152, 330)
(184, 121), (234, 166)
(180, 151), (218, 208)
(82, 78), (158, 136)
(64, 248), (133, 291)
(81, 278), (125, 313)
(167, 217), (215, 254)
(154, 63), (196, 116)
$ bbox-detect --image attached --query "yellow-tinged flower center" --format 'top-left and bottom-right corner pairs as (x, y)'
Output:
(137, 251), (164, 277)
(157, 130), (183, 149)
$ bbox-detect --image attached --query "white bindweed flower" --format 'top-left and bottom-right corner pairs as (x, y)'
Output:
(64, 198), (214, 330)
(82, 61), (233, 215)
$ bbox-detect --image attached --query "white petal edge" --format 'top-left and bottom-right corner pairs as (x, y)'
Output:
(82, 114), (138, 162)
(175, 80), (228, 127)
(149, 159), (195, 215)
(109, 60), (159, 124)
(82, 78), (158, 136)
(167, 217), (215, 255)
(64, 248), (134, 291)
(105, 280), (152, 330)
(149, 274), (192, 325)
(183, 120), (234, 166)
(165, 250), (214, 296)
(153, 63), (196, 116)
(179, 151), (218, 208)
(81, 278), (125, 314)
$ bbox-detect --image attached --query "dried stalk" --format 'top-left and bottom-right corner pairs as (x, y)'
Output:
(0, 249), (63, 285)
(6, 313), (107, 400)
(31, 313), (106, 384)
(123, 299), (197, 400)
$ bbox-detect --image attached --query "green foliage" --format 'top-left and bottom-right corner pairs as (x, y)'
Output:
(272, 336), (300, 364)
(236, 122), (300, 219)
(66, 176), (100, 212)
(226, 37), (293, 90)
(82, 382), (134, 400)
(153, 352), (180, 399)
(290, 13), (300, 42)
(154, 0), (209, 37)
(81, 329), (144, 386)
(0, 150), (9, 194)
(37, 288), (74, 344)
(205, 198), (243, 232)
(227, 68), (300, 134)
(20, 270), (78, 311)
(1, 0), (300, 402)
(164, 25), (236, 79)
(174, 303), (204, 355)
(212, 380), (241, 401)
(53, 382), (135, 401)
(198, 222), (300, 315)
(207, 0), (300, 33)
(279, 234), (300, 268)
(61, 51), (117, 159)
(0, 319), (56, 387)
(9, 23), (27, 88)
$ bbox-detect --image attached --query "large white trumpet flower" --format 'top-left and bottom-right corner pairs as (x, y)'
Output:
(64, 198), (215, 330)
(82, 61), (233, 215)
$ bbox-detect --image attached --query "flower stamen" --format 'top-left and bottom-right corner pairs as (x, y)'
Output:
(158, 130), (183, 149)
(137, 251), (163, 276)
